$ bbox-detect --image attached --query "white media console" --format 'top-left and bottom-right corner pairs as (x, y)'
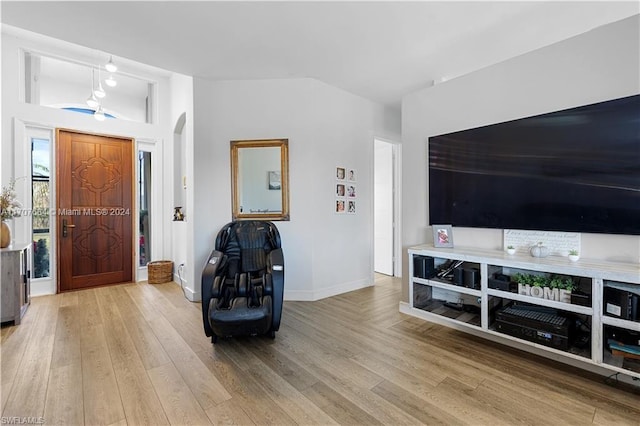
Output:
(402, 245), (640, 382)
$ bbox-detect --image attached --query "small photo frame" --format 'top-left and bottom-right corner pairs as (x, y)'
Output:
(348, 169), (356, 182)
(336, 184), (345, 197)
(336, 167), (346, 181)
(432, 224), (454, 248)
(347, 184), (356, 198)
(336, 199), (346, 214)
(347, 200), (356, 214)
(268, 171), (281, 190)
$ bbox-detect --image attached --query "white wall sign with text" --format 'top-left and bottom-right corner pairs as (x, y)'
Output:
(503, 229), (581, 256)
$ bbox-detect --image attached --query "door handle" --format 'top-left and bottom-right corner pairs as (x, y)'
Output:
(62, 219), (76, 237)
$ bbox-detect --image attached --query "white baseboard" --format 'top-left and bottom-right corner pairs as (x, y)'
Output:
(30, 278), (56, 297)
(172, 278), (201, 302)
(285, 278), (373, 301)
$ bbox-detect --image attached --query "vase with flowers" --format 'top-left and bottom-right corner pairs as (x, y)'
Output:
(1, 178), (23, 248)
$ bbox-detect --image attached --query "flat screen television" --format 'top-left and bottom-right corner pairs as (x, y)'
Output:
(429, 94), (640, 235)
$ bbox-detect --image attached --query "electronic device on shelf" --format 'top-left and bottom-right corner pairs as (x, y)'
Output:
(604, 283), (639, 322)
(432, 287), (501, 312)
(413, 255), (436, 279)
(436, 259), (464, 279)
(495, 304), (573, 350)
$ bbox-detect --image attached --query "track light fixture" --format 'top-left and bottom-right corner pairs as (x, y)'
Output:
(86, 68), (100, 108)
(105, 74), (117, 87)
(86, 93), (99, 108)
(86, 53), (119, 120)
(94, 66), (106, 98)
(94, 104), (106, 121)
(105, 55), (117, 73)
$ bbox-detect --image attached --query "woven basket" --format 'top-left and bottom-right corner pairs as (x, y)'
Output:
(147, 260), (173, 284)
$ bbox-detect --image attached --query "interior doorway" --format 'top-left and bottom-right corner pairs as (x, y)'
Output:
(374, 138), (399, 276)
(56, 130), (134, 291)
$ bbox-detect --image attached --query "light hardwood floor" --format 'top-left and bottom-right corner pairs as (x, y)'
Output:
(1, 274), (639, 425)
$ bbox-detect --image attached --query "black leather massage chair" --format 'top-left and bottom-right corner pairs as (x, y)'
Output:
(201, 220), (284, 343)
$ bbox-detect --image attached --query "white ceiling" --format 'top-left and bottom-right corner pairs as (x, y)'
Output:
(2, 1), (638, 109)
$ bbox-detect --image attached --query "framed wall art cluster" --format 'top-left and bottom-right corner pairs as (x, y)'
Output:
(335, 166), (356, 214)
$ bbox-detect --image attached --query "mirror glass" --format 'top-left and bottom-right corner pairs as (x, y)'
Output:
(231, 139), (289, 221)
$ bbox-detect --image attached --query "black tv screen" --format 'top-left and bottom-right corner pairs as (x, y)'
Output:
(429, 94), (640, 235)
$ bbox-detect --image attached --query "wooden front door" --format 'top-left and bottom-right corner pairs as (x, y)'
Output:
(57, 130), (133, 291)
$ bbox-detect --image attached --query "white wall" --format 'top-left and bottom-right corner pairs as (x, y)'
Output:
(193, 77), (400, 300)
(401, 16), (640, 300)
(1, 27), (178, 296)
(168, 73), (195, 297)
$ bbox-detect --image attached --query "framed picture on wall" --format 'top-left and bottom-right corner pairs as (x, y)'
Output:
(336, 184), (345, 197)
(347, 184), (356, 198)
(336, 166), (346, 181)
(432, 224), (454, 248)
(335, 199), (346, 214)
(347, 200), (356, 214)
(348, 169), (356, 182)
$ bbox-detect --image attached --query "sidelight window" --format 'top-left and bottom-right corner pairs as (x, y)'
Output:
(31, 137), (51, 278)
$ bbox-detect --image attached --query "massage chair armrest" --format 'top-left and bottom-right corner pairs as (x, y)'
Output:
(268, 248), (285, 331)
(201, 249), (224, 337)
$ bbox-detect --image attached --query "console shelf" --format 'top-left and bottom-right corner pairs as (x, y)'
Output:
(486, 288), (593, 316)
(404, 245), (640, 381)
(415, 277), (481, 298)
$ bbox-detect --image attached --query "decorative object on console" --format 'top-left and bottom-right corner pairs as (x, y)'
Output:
(1, 178), (24, 248)
(432, 224), (453, 248)
(506, 245), (516, 255)
(0, 222), (10, 249)
(568, 250), (580, 262)
(173, 206), (185, 221)
(530, 242), (549, 258)
(513, 272), (576, 304)
(504, 229), (580, 258)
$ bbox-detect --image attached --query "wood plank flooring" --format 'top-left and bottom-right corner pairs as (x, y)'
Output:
(1, 274), (639, 425)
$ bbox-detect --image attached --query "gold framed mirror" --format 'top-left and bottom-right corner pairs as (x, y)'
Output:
(230, 139), (289, 221)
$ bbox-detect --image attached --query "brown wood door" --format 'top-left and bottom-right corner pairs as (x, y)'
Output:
(57, 130), (134, 291)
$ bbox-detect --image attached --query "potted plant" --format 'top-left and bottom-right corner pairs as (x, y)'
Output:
(506, 245), (516, 255)
(568, 249), (580, 262)
(513, 272), (574, 304)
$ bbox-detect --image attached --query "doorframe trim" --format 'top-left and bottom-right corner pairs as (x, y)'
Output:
(15, 120), (57, 296)
(372, 136), (402, 279)
(136, 138), (162, 282)
(55, 128), (136, 292)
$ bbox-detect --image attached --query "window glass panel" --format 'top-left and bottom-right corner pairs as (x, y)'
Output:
(139, 151), (151, 266)
(25, 52), (154, 124)
(32, 137), (51, 278)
